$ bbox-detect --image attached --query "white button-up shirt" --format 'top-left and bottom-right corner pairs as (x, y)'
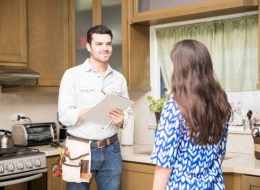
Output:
(58, 59), (131, 140)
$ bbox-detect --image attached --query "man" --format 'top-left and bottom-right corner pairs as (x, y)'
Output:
(58, 25), (131, 190)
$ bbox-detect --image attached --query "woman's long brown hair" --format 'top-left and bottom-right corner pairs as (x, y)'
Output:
(170, 39), (230, 145)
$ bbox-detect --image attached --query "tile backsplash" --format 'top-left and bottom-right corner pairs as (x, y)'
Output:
(0, 89), (259, 155)
(0, 90), (58, 130)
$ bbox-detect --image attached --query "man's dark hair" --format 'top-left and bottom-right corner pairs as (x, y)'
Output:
(86, 25), (113, 44)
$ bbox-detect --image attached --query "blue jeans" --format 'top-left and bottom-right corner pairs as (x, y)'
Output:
(67, 140), (122, 190)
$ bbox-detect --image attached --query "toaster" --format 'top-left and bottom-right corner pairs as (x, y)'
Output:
(12, 122), (58, 146)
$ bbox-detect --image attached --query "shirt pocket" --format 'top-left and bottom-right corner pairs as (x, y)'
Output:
(109, 88), (122, 96)
(77, 87), (97, 106)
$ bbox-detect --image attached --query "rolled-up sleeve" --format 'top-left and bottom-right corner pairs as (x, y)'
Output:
(58, 70), (80, 126)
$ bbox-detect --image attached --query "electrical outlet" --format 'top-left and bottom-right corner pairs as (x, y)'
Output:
(10, 113), (25, 122)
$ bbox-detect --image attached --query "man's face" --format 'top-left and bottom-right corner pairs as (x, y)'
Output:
(86, 33), (112, 64)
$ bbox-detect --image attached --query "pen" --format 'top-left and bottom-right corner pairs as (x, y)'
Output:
(101, 89), (127, 99)
(101, 89), (106, 95)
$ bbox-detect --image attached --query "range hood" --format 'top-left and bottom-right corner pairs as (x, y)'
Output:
(0, 65), (40, 86)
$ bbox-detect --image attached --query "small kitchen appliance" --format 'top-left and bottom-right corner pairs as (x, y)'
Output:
(0, 130), (14, 149)
(12, 122), (57, 146)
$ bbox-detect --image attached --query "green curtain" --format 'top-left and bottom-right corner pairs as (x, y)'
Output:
(156, 14), (258, 92)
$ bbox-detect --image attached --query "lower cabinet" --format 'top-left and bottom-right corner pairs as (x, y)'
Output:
(47, 156), (96, 190)
(241, 175), (260, 190)
(223, 173), (260, 190)
(47, 157), (154, 190)
(47, 156), (66, 190)
(121, 161), (155, 190)
(47, 156), (260, 190)
(5, 183), (27, 190)
(223, 173), (242, 190)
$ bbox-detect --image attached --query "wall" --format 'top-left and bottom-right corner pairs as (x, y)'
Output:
(0, 90), (58, 131)
(0, 89), (259, 156)
(129, 90), (260, 155)
(226, 91), (260, 155)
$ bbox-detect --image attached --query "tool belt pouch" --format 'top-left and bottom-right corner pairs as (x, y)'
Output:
(62, 138), (92, 183)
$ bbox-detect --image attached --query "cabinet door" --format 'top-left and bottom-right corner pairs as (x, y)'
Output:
(241, 175), (260, 190)
(121, 162), (155, 190)
(223, 173), (241, 190)
(0, 0), (27, 65)
(101, 0), (122, 72)
(137, 0), (206, 12)
(5, 183), (27, 190)
(27, 0), (71, 86)
(258, 3), (260, 90)
(47, 156), (66, 190)
(74, 0), (93, 66)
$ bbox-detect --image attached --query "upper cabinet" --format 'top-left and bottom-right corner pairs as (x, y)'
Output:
(27, 0), (72, 86)
(130, 0), (258, 24)
(0, 0), (27, 66)
(102, 0), (122, 72)
(74, 0), (93, 66)
(0, 0), (72, 87)
(72, 0), (128, 77)
(258, 3), (260, 89)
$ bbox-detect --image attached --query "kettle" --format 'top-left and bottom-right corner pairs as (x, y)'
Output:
(0, 130), (14, 149)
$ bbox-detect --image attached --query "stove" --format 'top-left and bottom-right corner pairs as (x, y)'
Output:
(0, 147), (47, 187)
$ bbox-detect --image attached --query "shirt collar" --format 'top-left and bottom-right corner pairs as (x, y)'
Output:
(83, 59), (113, 75)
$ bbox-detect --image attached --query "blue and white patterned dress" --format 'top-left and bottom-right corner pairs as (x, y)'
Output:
(151, 98), (228, 190)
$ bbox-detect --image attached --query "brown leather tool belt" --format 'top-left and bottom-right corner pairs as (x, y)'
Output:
(67, 134), (118, 148)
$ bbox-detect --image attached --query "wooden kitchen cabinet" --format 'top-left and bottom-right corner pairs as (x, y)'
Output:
(258, 2), (260, 89)
(241, 175), (260, 190)
(27, 0), (72, 87)
(121, 161), (155, 190)
(223, 173), (242, 190)
(121, 163), (240, 190)
(5, 183), (27, 190)
(0, 0), (27, 66)
(130, 0), (258, 25)
(47, 156), (97, 190)
(47, 156), (66, 190)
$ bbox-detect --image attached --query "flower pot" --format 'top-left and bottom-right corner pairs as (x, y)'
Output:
(155, 112), (161, 124)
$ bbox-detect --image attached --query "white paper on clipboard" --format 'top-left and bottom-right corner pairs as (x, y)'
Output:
(84, 94), (134, 125)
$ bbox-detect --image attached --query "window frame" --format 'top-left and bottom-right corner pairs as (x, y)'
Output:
(149, 11), (258, 98)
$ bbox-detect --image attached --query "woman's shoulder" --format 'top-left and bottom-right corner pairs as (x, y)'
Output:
(164, 97), (179, 110)
(162, 97), (181, 117)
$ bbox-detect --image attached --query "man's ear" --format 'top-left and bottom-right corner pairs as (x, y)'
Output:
(86, 42), (91, 52)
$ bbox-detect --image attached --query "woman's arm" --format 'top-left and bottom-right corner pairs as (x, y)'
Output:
(152, 165), (172, 190)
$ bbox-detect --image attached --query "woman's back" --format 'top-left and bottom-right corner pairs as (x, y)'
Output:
(151, 98), (228, 190)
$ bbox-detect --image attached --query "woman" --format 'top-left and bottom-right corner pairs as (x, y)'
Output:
(151, 39), (230, 190)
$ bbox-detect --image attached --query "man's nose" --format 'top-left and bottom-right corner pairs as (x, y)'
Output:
(102, 45), (109, 51)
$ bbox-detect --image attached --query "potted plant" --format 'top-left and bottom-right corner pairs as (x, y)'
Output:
(147, 96), (165, 124)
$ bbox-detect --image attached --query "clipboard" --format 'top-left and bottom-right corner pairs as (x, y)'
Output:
(84, 94), (134, 125)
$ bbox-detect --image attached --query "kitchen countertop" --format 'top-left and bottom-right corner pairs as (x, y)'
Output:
(36, 144), (260, 176)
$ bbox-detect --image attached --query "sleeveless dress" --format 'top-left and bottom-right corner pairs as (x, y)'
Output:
(151, 98), (228, 190)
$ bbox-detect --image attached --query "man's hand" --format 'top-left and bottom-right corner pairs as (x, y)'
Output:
(77, 108), (89, 123)
(108, 108), (124, 127)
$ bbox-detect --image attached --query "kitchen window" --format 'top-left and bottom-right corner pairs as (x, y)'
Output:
(150, 11), (258, 99)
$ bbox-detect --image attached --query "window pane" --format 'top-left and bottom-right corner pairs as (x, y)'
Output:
(75, 0), (92, 65)
(138, 0), (206, 12)
(102, 0), (122, 72)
